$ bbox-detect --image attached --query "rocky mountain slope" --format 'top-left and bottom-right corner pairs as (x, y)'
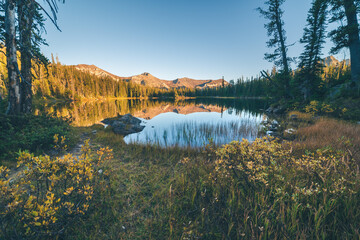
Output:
(321, 56), (350, 67)
(74, 64), (227, 89)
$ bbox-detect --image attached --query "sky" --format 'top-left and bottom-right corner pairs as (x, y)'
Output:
(41, 0), (347, 81)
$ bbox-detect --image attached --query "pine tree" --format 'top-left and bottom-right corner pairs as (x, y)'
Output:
(4, 0), (20, 114)
(258, 0), (292, 97)
(329, 0), (360, 92)
(298, 0), (328, 100)
(2, 0), (64, 114)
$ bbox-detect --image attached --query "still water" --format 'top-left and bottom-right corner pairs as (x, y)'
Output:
(35, 99), (268, 148)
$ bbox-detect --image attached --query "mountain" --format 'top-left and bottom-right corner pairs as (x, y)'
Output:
(321, 56), (350, 67)
(74, 64), (227, 90)
(75, 64), (123, 81)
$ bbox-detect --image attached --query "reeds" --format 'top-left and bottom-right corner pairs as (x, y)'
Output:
(126, 110), (263, 148)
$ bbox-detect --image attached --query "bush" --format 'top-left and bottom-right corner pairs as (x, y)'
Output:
(0, 140), (113, 239)
(0, 114), (76, 166)
(169, 137), (360, 239)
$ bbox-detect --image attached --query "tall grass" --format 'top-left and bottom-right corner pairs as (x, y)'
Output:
(63, 127), (360, 239)
(127, 119), (261, 148)
(295, 118), (360, 161)
(2, 116), (359, 239)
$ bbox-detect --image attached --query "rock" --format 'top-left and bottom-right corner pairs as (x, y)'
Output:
(102, 114), (145, 136)
(266, 130), (274, 136)
(92, 130), (97, 135)
(272, 120), (279, 125)
(284, 128), (296, 134)
(266, 130), (279, 137)
(265, 106), (285, 114)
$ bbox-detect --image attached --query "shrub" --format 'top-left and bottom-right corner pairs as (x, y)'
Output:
(305, 100), (334, 116)
(170, 137), (360, 239)
(0, 114), (76, 166)
(0, 139), (113, 239)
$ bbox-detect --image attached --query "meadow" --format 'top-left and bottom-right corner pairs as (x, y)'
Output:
(1, 112), (359, 239)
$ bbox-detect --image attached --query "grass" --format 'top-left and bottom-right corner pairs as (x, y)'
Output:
(64, 127), (203, 239)
(294, 118), (360, 161)
(65, 120), (360, 239)
(1, 114), (360, 239)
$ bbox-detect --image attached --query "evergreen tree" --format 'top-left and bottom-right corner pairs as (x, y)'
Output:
(329, 0), (360, 92)
(258, 0), (292, 97)
(298, 0), (328, 100)
(4, 0), (20, 114)
(2, 0), (64, 115)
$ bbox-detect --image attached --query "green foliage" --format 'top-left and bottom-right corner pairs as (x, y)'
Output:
(257, 0), (291, 74)
(0, 114), (76, 166)
(298, 0), (328, 100)
(327, 0), (360, 54)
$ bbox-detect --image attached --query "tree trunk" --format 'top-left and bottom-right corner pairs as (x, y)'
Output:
(275, 0), (290, 96)
(344, 0), (360, 90)
(18, 0), (35, 114)
(5, 0), (21, 115)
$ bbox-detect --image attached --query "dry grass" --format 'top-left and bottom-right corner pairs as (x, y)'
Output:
(295, 118), (360, 161)
(288, 110), (312, 121)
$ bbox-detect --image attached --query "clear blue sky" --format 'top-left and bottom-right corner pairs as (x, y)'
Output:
(41, 0), (347, 81)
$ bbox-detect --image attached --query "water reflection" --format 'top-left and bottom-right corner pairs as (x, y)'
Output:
(125, 110), (263, 147)
(35, 98), (268, 147)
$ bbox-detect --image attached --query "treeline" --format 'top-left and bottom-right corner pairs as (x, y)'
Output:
(32, 62), (167, 100)
(195, 77), (270, 98)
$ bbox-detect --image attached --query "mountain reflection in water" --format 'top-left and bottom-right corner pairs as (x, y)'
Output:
(35, 99), (268, 148)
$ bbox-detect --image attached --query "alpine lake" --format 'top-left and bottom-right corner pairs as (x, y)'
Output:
(35, 98), (270, 148)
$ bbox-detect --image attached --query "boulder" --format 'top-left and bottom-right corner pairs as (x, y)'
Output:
(102, 114), (145, 136)
(284, 128), (296, 134)
(265, 106), (285, 114)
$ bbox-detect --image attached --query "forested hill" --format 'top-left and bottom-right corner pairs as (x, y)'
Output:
(0, 58), (226, 101)
(31, 63), (177, 100)
(74, 64), (228, 89)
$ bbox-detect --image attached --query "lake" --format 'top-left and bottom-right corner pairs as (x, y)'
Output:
(35, 98), (269, 148)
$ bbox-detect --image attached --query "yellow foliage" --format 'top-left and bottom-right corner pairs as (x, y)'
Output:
(0, 136), (113, 237)
(213, 137), (359, 198)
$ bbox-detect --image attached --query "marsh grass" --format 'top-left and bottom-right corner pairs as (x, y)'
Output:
(128, 119), (261, 148)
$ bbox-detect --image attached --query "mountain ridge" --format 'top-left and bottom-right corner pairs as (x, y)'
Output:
(73, 64), (227, 90)
(321, 56), (350, 67)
